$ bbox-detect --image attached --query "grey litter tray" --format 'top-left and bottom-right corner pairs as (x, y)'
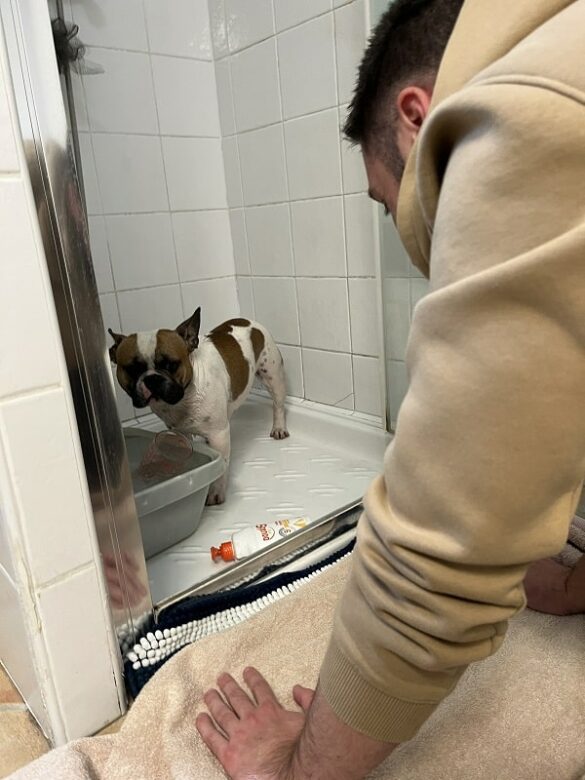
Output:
(124, 428), (225, 559)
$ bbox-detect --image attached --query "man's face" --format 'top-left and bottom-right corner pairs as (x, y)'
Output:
(363, 83), (434, 221)
(364, 152), (402, 222)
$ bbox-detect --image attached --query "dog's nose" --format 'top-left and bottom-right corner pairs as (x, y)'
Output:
(143, 373), (165, 394)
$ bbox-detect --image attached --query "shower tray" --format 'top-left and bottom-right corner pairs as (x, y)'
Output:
(125, 394), (390, 611)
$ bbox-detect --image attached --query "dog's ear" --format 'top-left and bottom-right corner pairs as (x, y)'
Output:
(108, 328), (126, 363)
(176, 307), (201, 353)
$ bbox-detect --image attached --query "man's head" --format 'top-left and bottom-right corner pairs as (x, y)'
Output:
(345, 0), (465, 218)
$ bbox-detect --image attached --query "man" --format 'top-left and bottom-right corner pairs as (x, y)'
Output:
(196, 0), (585, 777)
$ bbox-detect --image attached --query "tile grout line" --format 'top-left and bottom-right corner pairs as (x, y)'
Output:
(274, 7), (305, 398)
(221, 17), (256, 319)
(141, 5), (186, 322)
(76, 102), (354, 144)
(331, 5), (355, 411)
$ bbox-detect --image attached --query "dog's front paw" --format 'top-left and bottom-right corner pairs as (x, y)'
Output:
(206, 488), (226, 506)
(270, 427), (290, 440)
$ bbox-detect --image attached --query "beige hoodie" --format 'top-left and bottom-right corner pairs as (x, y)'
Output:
(320, 0), (585, 742)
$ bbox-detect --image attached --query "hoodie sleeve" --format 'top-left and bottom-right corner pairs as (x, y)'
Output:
(319, 81), (585, 742)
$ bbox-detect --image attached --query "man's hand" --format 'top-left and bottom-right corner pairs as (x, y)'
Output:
(196, 667), (311, 780)
(524, 556), (585, 615)
(197, 667), (397, 780)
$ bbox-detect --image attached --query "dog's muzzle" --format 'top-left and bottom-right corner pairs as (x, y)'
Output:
(134, 372), (185, 407)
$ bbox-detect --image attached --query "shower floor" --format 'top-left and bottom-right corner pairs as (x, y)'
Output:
(128, 395), (390, 606)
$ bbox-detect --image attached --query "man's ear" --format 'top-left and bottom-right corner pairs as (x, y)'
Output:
(108, 328), (126, 364)
(176, 307), (201, 353)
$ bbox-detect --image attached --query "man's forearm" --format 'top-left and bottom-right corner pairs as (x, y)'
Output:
(288, 686), (397, 780)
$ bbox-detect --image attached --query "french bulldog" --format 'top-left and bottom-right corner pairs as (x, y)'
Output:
(109, 308), (289, 505)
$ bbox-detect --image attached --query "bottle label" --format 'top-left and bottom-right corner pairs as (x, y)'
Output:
(255, 517), (310, 543)
(256, 523), (275, 542)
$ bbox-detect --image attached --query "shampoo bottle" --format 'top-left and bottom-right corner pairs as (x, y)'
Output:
(211, 517), (311, 562)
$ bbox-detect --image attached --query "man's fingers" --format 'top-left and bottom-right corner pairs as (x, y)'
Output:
(196, 713), (227, 760)
(217, 673), (255, 718)
(293, 684), (315, 712)
(203, 689), (238, 733)
(243, 667), (279, 706)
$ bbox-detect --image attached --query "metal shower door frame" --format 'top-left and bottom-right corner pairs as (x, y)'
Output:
(0, 0), (153, 653)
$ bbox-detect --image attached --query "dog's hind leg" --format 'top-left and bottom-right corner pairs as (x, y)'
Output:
(256, 340), (289, 440)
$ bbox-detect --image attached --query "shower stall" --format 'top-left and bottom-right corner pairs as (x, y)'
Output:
(0, 0), (424, 743)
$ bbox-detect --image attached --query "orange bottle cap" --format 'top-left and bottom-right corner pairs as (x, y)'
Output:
(210, 542), (235, 562)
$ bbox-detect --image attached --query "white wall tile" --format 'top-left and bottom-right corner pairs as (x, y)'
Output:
(302, 348), (352, 405)
(209, 0), (228, 58)
(162, 137), (227, 210)
(0, 180), (61, 398)
(297, 278), (350, 352)
(333, 0), (353, 8)
(229, 209), (250, 274)
(0, 571), (48, 736)
(274, 0), (331, 32)
(106, 213), (178, 290)
(78, 134), (102, 215)
(341, 139), (368, 194)
(226, 0), (274, 53)
(182, 277), (239, 334)
(83, 49), (158, 135)
(231, 39), (281, 132)
(278, 344), (303, 398)
(87, 216), (113, 293)
(238, 124), (288, 206)
(284, 109), (342, 200)
(236, 276), (255, 319)
(345, 192), (376, 275)
(335, 0), (366, 104)
(383, 278), (410, 361)
(98, 292), (120, 340)
(278, 15), (336, 120)
(99, 294), (135, 421)
(152, 57), (220, 137)
(92, 134), (168, 214)
(410, 277), (430, 314)
(222, 136), (244, 207)
(353, 355), (381, 416)
(173, 210), (235, 281)
(215, 60), (236, 136)
(0, 390), (93, 586)
(144, 0), (212, 59)
(0, 57), (19, 172)
(388, 359), (409, 426)
(118, 284), (183, 333)
(0, 493), (15, 581)
(71, 0), (148, 51)
(336, 393), (354, 410)
(252, 278), (300, 344)
(380, 216), (412, 277)
(36, 566), (120, 739)
(349, 278), (378, 356)
(246, 204), (293, 276)
(291, 197), (345, 277)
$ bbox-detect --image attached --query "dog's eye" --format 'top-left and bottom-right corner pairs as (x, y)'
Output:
(125, 360), (147, 379)
(158, 358), (180, 374)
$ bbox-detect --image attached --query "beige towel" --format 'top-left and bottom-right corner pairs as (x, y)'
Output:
(12, 556), (585, 779)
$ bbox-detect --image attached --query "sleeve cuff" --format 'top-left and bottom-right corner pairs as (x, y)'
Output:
(319, 639), (445, 743)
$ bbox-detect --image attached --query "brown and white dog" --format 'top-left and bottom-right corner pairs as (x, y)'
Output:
(109, 308), (289, 505)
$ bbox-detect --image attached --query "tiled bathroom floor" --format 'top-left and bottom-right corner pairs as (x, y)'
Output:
(0, 665), (125, 778)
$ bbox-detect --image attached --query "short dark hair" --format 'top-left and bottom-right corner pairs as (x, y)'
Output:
(344, 0), (464, 176)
